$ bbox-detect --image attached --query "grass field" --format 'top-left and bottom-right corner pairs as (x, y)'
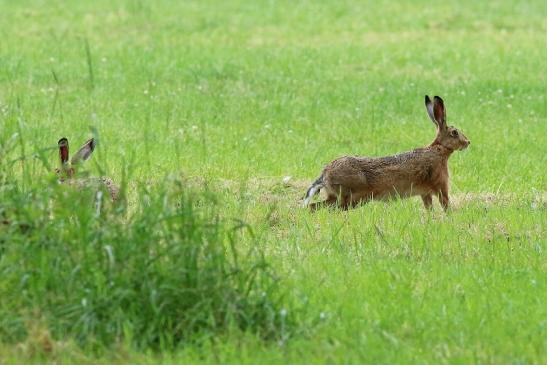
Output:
(1, 0), (546, 363)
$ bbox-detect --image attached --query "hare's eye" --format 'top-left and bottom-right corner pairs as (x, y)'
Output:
(451, 130), (459, 138)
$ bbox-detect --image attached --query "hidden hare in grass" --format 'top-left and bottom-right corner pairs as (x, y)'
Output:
(56, 137), (119, 201)
(303, 96), (470, 211)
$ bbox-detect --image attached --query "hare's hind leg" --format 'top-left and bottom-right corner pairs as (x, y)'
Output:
(310, 194), (363, 211)
(339, 192), (366, 210)
(344, 196), (370, 210)
(309, 195), (337, 212)
(421, 194), (433, 210)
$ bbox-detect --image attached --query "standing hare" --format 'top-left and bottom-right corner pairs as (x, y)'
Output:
(303, 96), (470, 211)
(56, 137), (119, 201)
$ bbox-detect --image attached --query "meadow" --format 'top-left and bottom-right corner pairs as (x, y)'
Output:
(0, 0), (546, 364)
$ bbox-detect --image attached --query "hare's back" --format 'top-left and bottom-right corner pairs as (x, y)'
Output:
(323, 156), (370, 188)
(323, 151), (438, 193)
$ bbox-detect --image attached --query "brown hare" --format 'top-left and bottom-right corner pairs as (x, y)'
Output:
(56, 137), (119, 201)
(303, 96), (470, 211)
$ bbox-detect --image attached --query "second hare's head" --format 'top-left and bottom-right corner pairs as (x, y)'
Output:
(57, 137), (96, 179)
(425, 95), (470, 152)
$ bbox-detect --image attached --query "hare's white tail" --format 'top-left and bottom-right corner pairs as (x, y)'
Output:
(303, 175), (324, 207)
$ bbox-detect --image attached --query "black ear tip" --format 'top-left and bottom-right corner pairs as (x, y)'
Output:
(425, 95), (431, 103)
(434, 95), (444, 103)
(58, 137), (68, 146)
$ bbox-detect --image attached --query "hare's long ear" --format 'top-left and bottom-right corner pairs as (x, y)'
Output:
(425, 95), (437, 126)
(433, 96), (447, 129)
(58, 138), (69, 165)
(71, 138), (96, 164)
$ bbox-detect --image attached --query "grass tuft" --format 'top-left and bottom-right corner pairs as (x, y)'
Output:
(0, 153), (293, 350)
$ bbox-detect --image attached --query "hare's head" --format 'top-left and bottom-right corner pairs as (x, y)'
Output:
(56, 138), (96, 180)
(425, 95), (470, 151)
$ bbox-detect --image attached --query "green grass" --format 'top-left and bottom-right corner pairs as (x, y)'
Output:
(1, 0), (546, 363)
(0, 173), (293, 351)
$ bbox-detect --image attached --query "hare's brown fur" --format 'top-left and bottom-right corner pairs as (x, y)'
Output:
(304, 96), (470, 211)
